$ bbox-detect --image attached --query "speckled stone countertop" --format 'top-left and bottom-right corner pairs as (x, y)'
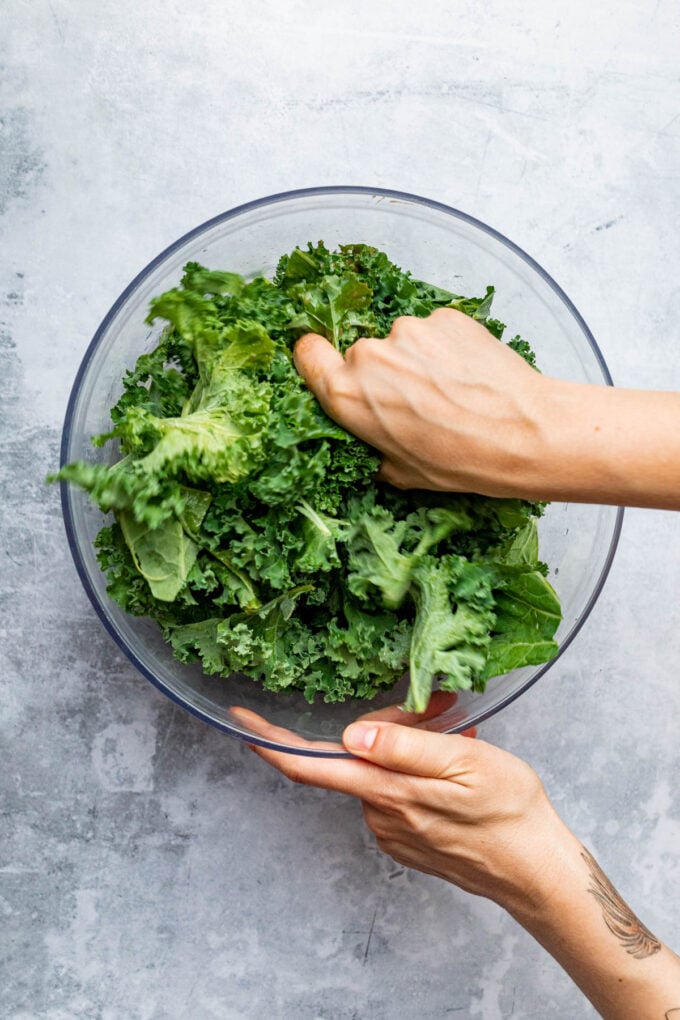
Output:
(3, 3), (680, 1017)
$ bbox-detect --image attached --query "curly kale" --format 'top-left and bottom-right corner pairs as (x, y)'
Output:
(54, 242), (560, 711)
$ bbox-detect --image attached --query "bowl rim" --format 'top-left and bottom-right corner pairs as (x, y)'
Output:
(60, 184), (624, 757)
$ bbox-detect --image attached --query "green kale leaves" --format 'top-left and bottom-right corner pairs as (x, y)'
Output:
(54, 243), (560, 711)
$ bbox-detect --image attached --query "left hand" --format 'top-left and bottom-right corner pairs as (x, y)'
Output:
(238, 709), (574, 913)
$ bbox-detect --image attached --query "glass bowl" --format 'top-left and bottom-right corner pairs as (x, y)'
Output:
(60, 186), (623, 756)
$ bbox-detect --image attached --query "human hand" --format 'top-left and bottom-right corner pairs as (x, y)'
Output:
(294, 308), (548, 498)
(295, 307), (680, 509)
(240, 711), (573, 913)
(242, 711), (680, 1017)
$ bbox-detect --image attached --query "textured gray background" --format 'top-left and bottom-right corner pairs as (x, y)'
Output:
(3, 2), (680, 1017)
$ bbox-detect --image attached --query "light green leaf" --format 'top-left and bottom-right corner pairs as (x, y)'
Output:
(118, 510), (198, 601)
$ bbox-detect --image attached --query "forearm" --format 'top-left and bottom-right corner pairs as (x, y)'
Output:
(249, 713), (680, 1016)
(519, 380), (680, 509)
(502, 824), (680, 1018)
(294, 313), (680, 508)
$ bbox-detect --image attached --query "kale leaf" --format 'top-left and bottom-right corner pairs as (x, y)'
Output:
(53, 242), (560, 711)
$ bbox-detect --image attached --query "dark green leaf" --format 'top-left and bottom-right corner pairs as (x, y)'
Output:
(54, 242), (558, 708)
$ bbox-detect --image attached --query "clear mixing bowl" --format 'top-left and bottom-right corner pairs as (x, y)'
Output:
(60, 186), (623, 756)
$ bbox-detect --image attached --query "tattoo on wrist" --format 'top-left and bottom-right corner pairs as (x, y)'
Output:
(581, 846), (661, 959)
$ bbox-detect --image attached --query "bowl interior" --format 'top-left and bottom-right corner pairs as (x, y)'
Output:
(62, 188), (622, 755)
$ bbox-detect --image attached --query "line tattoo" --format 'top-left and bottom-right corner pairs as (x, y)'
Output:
(581, 846), (661, 959)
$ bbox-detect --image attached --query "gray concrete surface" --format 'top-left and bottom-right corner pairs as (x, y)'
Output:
(2, 2), (680, 1017)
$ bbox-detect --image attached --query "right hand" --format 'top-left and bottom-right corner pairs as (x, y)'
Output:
(294, 308), (549, 497)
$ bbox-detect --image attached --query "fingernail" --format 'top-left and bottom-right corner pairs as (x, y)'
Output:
(344, 723), (378, 751)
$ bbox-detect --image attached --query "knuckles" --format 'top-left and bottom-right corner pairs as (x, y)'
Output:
(374, 836), (402, 861)
(428, 306), (462, 323)
(390, 314), (423, 337)
(281, 763), (317, 787)
(377, 461), (408, 489)
(344, 336), (375, 364)
(361, 778), (409, 819)
(362, 783), (421, 831)
(323, 367), (354, 411)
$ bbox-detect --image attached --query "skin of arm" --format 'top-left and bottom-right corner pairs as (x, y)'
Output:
(250, 311), (680, 1012)
(293, 307), (680, 510)
(246, 718), (680, 1019)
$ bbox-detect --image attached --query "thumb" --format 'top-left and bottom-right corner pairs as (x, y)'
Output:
(342, 721), (474, 779)
(293, 332), (345, 410)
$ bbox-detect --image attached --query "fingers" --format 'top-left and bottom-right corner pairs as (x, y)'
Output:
(231, 706), (394, 797)
(249, 740), (376, 794)
(342, 720), (478, 780)
(238, 708), (481, 805)
(230, 706), (343, 753)
(377, 456), (451, 493)
(376, 459), (421, 490)
(293, 333), (345, 411)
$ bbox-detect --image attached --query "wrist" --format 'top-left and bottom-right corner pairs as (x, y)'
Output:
(497, 373), (621, 504)
(499, 816), (586, 926)
(463, 372), (564, 500)
(491, 803), (584, 922)
(509, 377), (680, 508)
(524, 377), (622, 503)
